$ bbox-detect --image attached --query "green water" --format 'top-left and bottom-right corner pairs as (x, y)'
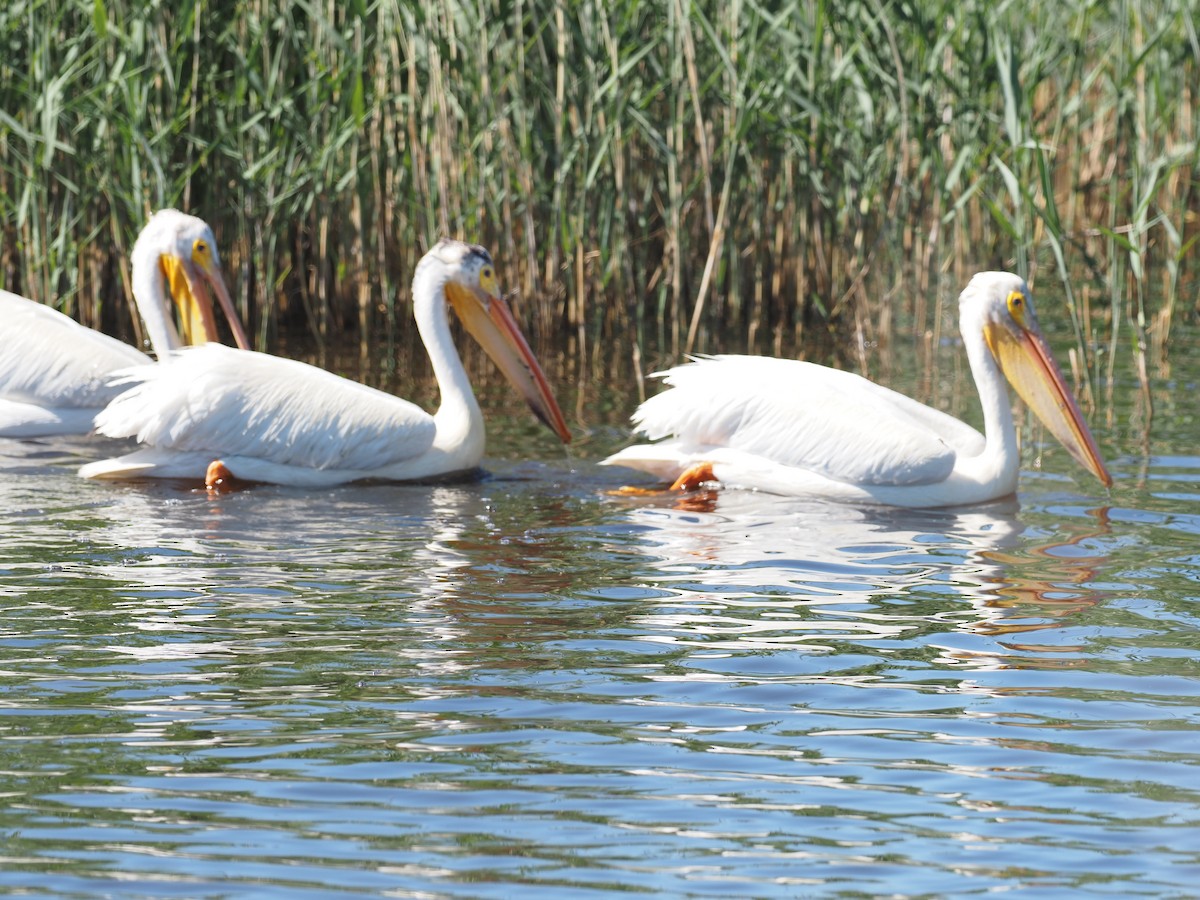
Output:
(1, 313), (1198, 897)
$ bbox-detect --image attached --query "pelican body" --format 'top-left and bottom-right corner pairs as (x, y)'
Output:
(0, 210), (249, 437)
(0, 294), (147, 436)
(603, 273), (1111, 508)
(81, 239), (571, 486)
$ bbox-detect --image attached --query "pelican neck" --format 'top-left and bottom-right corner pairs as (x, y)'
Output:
(961, 308), (1019, 479)
(130, 240), (180, 355)
(411, 262), (483, 451)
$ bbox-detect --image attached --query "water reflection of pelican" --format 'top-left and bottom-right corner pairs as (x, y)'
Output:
(933, 506), (1115, 670)
(609, 490), (1113, 661)
(57, 472), (583, 677)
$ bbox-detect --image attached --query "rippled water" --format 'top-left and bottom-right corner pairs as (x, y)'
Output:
(2, 332), (1199, 897)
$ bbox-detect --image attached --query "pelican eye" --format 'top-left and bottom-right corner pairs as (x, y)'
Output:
(1006, 290), (1029, 326)
(478, 264), (499, 298)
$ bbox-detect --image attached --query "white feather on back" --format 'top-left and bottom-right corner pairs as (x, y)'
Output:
(631, 355), (985, 487)
(0, 292), (148, 407)
(95, 343), (436, 471)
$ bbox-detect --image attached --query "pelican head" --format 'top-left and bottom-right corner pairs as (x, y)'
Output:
(418, 239), (571, 443)
(962, 272), (1111, 487)
(131, 209), (251, 355)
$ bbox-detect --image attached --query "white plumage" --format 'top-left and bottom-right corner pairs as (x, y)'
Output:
(81, 239), (571, 487)
(0, 292), (148, 437)
(87, 344), (439, 485)
(0, 209), (249, 438)
(626, 355), (985, 485)
(603, 272), (1110, 508)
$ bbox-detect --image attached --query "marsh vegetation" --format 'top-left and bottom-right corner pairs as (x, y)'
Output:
(1, 0), (1196, 384)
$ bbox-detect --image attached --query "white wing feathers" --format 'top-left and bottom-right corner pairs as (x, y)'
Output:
(631, 355), (984, 487)
(0, 292), (148, 407)
(94, 344), (436, 471)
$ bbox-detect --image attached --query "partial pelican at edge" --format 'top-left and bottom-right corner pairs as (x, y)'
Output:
(0, 209), (250, 437)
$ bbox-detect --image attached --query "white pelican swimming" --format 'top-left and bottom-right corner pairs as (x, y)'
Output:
(80, 238), (571, 487)
(0, 210), (250, 437)
(602, 272), (1111, 508)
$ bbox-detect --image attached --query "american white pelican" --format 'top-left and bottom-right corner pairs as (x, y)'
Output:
(602, 272), (1111, 507)
(80, 239), (571, 487)
(0, 210), (250, 437)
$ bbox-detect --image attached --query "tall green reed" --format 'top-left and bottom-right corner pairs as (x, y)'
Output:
(0, 0), (1195, 385)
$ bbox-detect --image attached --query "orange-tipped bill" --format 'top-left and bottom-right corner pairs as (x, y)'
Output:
(161, 253), (252, 350)
(447, 284), (572, 443)
(987, 322), (1112, 487)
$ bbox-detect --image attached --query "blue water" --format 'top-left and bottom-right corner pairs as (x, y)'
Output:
(1, 357), (1198, 897)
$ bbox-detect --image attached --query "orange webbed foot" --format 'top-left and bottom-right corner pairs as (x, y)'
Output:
(669, 462), (717, 492)
(205, 459), (240, 494)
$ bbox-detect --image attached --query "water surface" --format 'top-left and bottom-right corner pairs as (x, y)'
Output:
(1, 327), (1198, 897)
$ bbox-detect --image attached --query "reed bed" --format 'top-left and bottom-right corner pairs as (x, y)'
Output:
(1, 0), (1196, 383)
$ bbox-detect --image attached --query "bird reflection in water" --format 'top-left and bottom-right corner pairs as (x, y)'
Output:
(604, 487), (1115, 667)
(936, 505), (1114, 670)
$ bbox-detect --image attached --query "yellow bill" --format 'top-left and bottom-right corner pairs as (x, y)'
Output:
(987, 322), (1112, 487)
(446, 283), (572, 444)
(159, 252), (251, 350)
